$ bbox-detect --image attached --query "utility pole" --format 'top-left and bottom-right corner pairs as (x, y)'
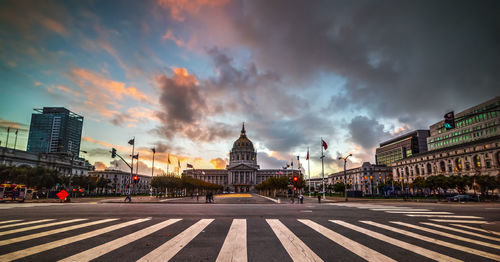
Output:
(338, 153), (352, 201)
(321, 138), (325, 200)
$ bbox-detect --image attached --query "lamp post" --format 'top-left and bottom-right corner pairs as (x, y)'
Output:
(338, 153), (352, 201)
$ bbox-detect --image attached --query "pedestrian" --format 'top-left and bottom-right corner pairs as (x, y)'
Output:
(317, 194), (321, 203)
(196, 192), (199, 202)
(300, 193), (304, 204)
(205, 193), (209, 203)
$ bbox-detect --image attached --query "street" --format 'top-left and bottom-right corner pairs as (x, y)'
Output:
(0, 194), (499, 262)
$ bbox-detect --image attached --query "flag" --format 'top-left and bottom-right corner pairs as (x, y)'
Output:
(187, 163), (193, 168)
(306, 150), (309, 160)
(322, 139), (328, 150)
(297, 155), (299, 160)
(291, 161), (294, 167)
(286, 163), (290, 168)
(133, 154), (139, 159)
(15, 129), (18, 135)
(128, 138), (135, 145)
(168, 154), (171, 164)
(151, 147), (156, 154)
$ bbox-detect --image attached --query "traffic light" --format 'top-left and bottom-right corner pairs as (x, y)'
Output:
(293, 187), (297, 191)
(444, 111), (455, 130)
(111, 148), (117, 158)
(292, 176), (298, 183)
(133, 176), (139, 183)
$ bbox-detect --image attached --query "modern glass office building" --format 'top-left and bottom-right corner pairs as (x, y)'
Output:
(27, 107), (84, 157)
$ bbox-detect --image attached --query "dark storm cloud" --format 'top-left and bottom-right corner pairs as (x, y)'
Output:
(347, 116), (391, 149)
(154, 67), (233, 142)
(235, 0), (500, 125)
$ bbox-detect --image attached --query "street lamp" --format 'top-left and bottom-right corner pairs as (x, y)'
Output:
(338, 153), (352, 201)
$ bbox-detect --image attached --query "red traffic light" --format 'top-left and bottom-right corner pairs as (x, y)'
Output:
(293, 176), (298, 182)
(293, 187), (297, 191)
(133, 176), (138, 180)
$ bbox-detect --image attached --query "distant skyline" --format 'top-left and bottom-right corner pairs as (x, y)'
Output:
(0, 0), (498, 177)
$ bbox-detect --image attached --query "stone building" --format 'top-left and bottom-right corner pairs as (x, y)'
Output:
(183, 124), (301, 192)
(89, 169), (151, 195)
(328, 162), (391, 195)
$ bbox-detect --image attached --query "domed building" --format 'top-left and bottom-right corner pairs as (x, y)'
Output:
(182, 123), (301, 192)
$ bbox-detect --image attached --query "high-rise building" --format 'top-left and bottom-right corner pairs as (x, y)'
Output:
(375, 130), (430, 166)
(27, 107), (83, 157)
(427, 96), (500, 151)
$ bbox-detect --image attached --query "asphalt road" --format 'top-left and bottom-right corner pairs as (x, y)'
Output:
(0, 194), (499, 262)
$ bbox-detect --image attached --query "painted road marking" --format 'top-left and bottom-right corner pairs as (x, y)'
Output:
(430, 219), (489, 224)
(0, 219), (118, 247)
(267, 219), (323, 262)
(0, 219), (87, 236)
(60, 219), (182, 262)
(331, 220), (461, 262)
(370, 209), (431, 211)
(300, 219), (395, 262)
(361, 221), (500, 261)
(421, 222), (500, 242)
(451, 224), (500, 236)
(138, 219), (214, 262)
(0, 219), (55, 229)
(385, 211), (452, 214)
(0, 218), (149, 261)
(216, 219), (247, 262)
(405, 215), (483, 218)
(0, 220), (23, 225)
(391, 221), (500, 250)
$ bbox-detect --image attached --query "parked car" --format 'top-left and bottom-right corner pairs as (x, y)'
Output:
(449, 194), (470, 202)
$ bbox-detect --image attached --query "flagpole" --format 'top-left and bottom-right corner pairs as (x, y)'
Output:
(321, 138), (325, 200)
(151, 147), (155, 197)
(5, 127), (10, 148)
(14, 129), (18, 150)
(167, 154), (170, 175)
(130, 136), (135, 196)
(308, 147), (311, 197)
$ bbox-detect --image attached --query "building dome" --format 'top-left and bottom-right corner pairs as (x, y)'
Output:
(229, 123), (257, 166)
(232, 123), (255, 151)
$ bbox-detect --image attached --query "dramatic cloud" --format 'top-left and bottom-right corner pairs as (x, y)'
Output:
(94, 161), (107, 171)
(157, 0), (230, 21)
(155, 67), (233, 141)
(347, 116), (391, 149)
(209, 158), (227, 169)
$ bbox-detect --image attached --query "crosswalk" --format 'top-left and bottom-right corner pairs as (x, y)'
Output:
(328, 203), (487, 222)
(0, 217), (498, 261)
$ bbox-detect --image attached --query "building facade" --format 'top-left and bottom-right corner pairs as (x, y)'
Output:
(0, 147), (93, 176)
(27, 107), (84, 158)
(328, 162), (391, 195)
(183, 124), (301, 192)
(392, 97), (500, 183)
(89, 169), (151, 194)
(375, 130), (429, 166)
(427, 97), (500, 151)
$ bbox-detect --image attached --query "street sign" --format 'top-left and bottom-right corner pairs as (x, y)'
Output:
(56, 189), (69, 200)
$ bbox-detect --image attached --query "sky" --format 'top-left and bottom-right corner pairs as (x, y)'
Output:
(0, 0), (498, 178)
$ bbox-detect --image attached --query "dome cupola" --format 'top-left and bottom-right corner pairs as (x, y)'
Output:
(229, 123), (257, 166)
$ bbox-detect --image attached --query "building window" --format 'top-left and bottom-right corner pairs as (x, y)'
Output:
(455, 158), (462, 171)
(440, 161), (446, 173)
(473, 155), (481, 168)
(426, 163), (432, 174)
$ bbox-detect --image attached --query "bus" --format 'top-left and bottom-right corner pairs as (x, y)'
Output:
(0, 184), (34, 203)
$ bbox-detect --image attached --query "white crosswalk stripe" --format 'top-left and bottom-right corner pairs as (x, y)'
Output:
(0, 220), (23, 225)
(429, 219), (488, 223)
(0, 218), (149, 261)
(330, 220), (461, 262)
(267, 219), (323, 262)
(216, 219), (247, 262)
(0, 219), (55, 229)
(59, 219), (181, 262)
(361, 220), (500, 261)
(385, 211), (452, 214)
(0, 218), (117, 247)
(421, 222), (500, 242)
(451, 224), (500, 236)
(137, 219), (213, 262)
(0, 217), (498, 262)
(406, 215), (483, 218)
(390, 221), (500, 250)
(0, 219), (87, 237)
(299, 219), (395, 262)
